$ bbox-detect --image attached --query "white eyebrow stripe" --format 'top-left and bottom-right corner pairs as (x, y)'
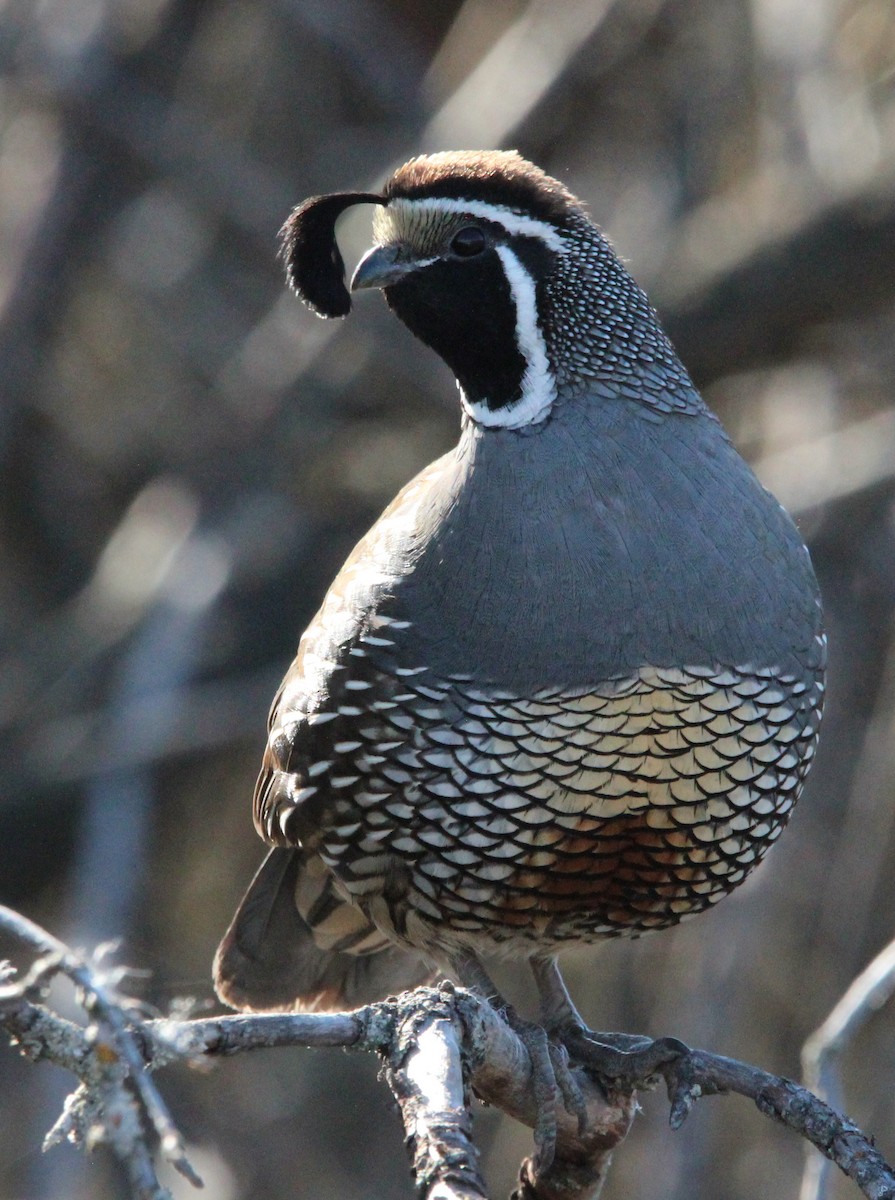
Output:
(385, 196), (566, 253)
(460, 245), (556, 429)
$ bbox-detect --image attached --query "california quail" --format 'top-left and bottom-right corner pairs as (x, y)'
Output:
(214, 150), (825, 1146)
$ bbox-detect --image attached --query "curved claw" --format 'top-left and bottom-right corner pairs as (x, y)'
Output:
(665, 1047), (701, 1129)
(503, 1015), (604, 1173)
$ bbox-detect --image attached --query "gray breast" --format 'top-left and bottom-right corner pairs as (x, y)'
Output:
(255, 386), (824, 957)
(383, 393), (822, 691)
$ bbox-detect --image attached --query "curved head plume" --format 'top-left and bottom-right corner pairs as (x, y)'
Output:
(279, 191), (385, 318)
(279, 152), (586, 320)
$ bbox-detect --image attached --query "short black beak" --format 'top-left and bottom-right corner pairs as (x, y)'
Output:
(350, 245), (428, 292)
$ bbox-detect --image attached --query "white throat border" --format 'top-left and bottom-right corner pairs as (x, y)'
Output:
(461, 244), (557, 429)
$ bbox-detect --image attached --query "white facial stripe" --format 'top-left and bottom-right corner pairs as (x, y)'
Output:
(378, 196), (567, 254)
(461, 245), (557, 430)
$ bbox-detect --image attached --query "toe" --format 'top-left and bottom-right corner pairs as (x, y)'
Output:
(560, 1025), (691, 1085)
(503, 1009), (558, 1175)
(548, 1041), (588, 1134)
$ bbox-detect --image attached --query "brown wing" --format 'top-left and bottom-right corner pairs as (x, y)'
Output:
(213, 847), (434, 1012)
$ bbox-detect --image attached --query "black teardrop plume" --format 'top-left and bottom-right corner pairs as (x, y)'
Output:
(279, 191), (385, 318)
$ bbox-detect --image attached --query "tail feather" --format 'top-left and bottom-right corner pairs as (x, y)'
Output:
(213, 848), (434, 1012)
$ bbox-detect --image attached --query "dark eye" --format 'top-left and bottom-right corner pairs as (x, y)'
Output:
(450, 226), (486, 257)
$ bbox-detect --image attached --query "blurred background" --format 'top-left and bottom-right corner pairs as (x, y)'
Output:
(1, 0), (894, 1197)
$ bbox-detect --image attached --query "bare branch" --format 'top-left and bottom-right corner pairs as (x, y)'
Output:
(152, 987), (628, 1199)
(455, 991), (633, 1200)
(382, 989), (488, 1200)
(800, 936), (895, 1200)
(0, 904), (201, 1195)
(661, 1049), (895, 1200)
(803, 935), (895, 1095)
(160, 1008), (366, 1057)
(2, 907), (895, 1200)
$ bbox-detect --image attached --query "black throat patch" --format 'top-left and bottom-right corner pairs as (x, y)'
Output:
(384, 250), (528, 413)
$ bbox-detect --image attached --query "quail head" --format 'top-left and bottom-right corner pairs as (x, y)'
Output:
(214, 149), (824, 1134)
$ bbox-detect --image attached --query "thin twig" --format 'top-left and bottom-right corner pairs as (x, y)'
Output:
(803, 936), (895, 1090)
(800, 936), (895, 1200)
(0, 905), (201, 1192)
(662, 1049), (895, 1200)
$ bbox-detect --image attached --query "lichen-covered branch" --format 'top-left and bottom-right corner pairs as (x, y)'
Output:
(663, 1049), (895, 1200)
(381, 990), (488, 1200)
(0, 904), (200, 1198)
(2, 905), (894, 1200)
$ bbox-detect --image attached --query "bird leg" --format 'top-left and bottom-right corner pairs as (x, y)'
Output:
(530, 956), (690, 1085)
(451, 952), (585, 1174)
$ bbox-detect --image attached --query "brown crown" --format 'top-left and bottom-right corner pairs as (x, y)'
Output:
(383, 151), (584, 226)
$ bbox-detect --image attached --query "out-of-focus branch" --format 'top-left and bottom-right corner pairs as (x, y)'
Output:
(800, 936), (895, 1200)
(421, 0), (641, 151)
(2, 907), (895, 1200)
(663, 182), (895, 388)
